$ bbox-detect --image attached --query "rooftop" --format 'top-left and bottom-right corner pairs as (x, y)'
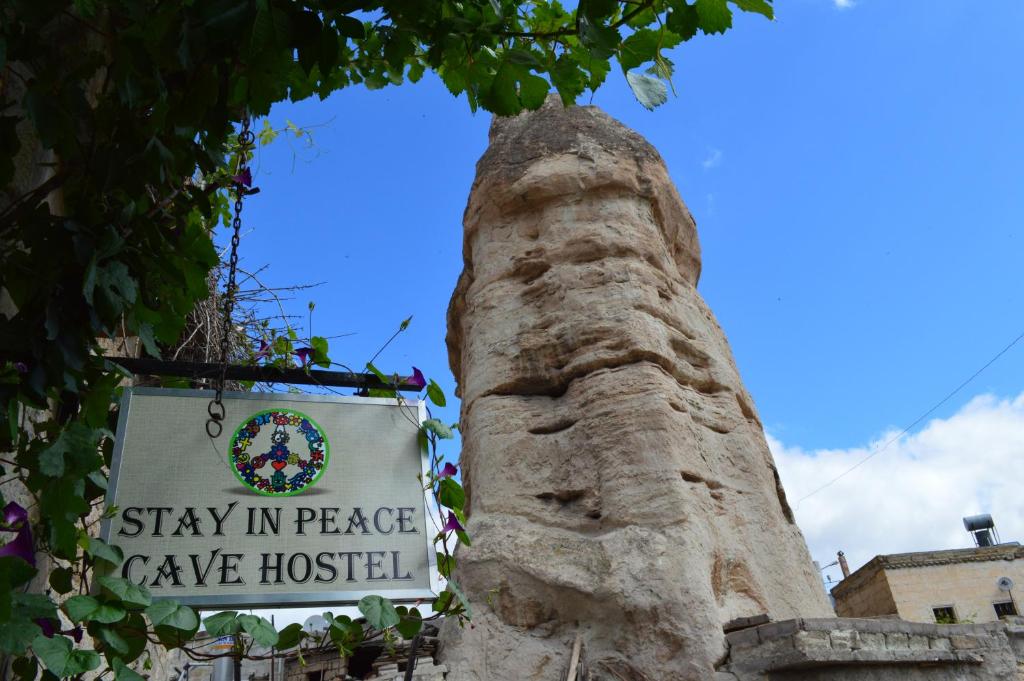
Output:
(831, 543), (1023, 599)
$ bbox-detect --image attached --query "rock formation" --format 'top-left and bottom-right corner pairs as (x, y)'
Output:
(440, 98), (832, 681)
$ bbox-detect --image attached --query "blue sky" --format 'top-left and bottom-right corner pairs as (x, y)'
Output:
(231, 0), (1024, 574)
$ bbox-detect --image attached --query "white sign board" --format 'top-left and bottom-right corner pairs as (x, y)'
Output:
(102, 388), (438, 608)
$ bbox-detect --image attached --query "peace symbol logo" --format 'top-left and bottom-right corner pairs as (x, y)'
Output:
(229, 409), (329, 496)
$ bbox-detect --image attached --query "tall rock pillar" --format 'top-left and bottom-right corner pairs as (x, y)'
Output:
(441, 99), (832, 680)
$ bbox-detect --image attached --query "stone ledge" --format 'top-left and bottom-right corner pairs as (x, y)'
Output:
(724, 617), (1009, 676)
(731, 648), (984, 674)
(727, 617), (1008, 647)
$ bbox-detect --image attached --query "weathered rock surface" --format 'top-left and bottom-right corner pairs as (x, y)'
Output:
(440, 98), (832, 681)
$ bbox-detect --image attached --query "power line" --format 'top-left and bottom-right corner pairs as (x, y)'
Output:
(794, 328), (1024, 506)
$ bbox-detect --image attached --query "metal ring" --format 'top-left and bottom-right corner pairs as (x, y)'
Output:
(207, 400), (226, 421)
(205, 418), (223, 439)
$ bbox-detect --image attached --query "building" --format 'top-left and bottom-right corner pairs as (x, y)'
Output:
(831, 543), (1023, 624)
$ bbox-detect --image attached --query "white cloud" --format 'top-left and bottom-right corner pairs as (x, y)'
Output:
(770, 393), (1024, 578)
(702, 148), (723, 170)
(833, 0), (855, 9)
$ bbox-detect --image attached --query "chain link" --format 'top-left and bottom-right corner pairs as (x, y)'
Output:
(207, 117), (255, 438)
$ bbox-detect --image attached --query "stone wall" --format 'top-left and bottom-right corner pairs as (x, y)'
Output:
(722, 617), (1024, 680)
(832, 547), (1024, 624)
(885, 560), (1024, 624)
(832, 569), (897, 619)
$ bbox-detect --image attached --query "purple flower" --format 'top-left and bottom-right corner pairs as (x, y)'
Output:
(254, 340), (270, 360)
(294, 347), (313, 366)
(441, 513), (464, 533)
(0, 502), (34, 567)
(69, 626), (84, 643)
(232, 168), (252, 187)
(407, 367), (426, 390)
(14, 362), (27, 374)
(438, 462), (458, 479)
(35, 619), (56, 638)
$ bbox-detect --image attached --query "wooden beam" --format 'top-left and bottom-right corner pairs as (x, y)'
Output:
(107, 357), (423, 392)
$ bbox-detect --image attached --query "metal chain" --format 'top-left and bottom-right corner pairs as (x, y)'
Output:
(207, 116), (255, 438)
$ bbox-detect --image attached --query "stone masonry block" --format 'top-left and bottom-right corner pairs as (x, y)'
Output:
(794, 630), (831, 652)
(885, 632), (909, 648)
(856, 631), (885, 649)
(751, 636), (796, 660)
(950, 635), (984, 650)
(907, 635), (930, 650)
(929, 636), (953, 651)
(829, 630), (858, 651)
(756, 619), (801, 642)
(726, 627), (761, 649)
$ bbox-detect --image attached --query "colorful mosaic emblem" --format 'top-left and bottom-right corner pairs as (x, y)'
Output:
(229, 409), (329, 496)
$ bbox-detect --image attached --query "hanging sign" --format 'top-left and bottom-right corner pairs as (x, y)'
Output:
(101, 388), (438, 608)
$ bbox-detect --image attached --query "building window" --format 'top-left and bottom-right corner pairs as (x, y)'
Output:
(994, 601), (1018, 618)
(932, 606), (957, 624)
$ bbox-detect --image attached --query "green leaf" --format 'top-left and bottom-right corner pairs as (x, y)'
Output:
(275, 622), (305, 649)
(432, 590), (453, 614)
(117, 612), (150, 662)
(65, 595), (126, 624)
(310, 336), (330, 368)
(85, 536), (124, 566)
(422, 418), (453, 440)
(695, 0), (733, 34)
(39, 433), (77, 477)
(335, 15), (365, 39)
(96, 624), (132, 656)
(438, 478), (465, 511)
(13, 592), (57, 620)
(0, 619), (42, 655)
(238, 614), (278, 647)
(145, 600), (199, 631)
(202, 611), (240, 636)
(619, 28), (683, 73)
(578, 15), (620, 58)
(426, 379), (446, 407)
(11, 654), (37, 680)
(63, 592), (94, 623)
(482, 62), (521, 116)
(258, 119), (278, 146)
(625, 71), (668, 110)
(49, 567), (74, 595)
(87, 470), (108, 491)
(456, 529), (472, 547)
(112, 658), (145, 681)
(394, 606), (422, 639)
(667, 2), (701, 39)
(251, 5), (290, 54)
(33, 634), (101, 677)
(619, 28), (658, 72)
(436, 552), (456, 578)
(448, 579), (473, 618)
(357, 595), (400, 630)
(328, 615), (363, 654)
(407, 61), (425, 83)
(519, 72), (551, 110)
(365, 362), (391, 384)
(505, 48), (544, 69)
(0, 556), (37, 593)
(731, 0), (774, 19)
(96, 576), (152, 608)
(550, 54), (587, 105)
